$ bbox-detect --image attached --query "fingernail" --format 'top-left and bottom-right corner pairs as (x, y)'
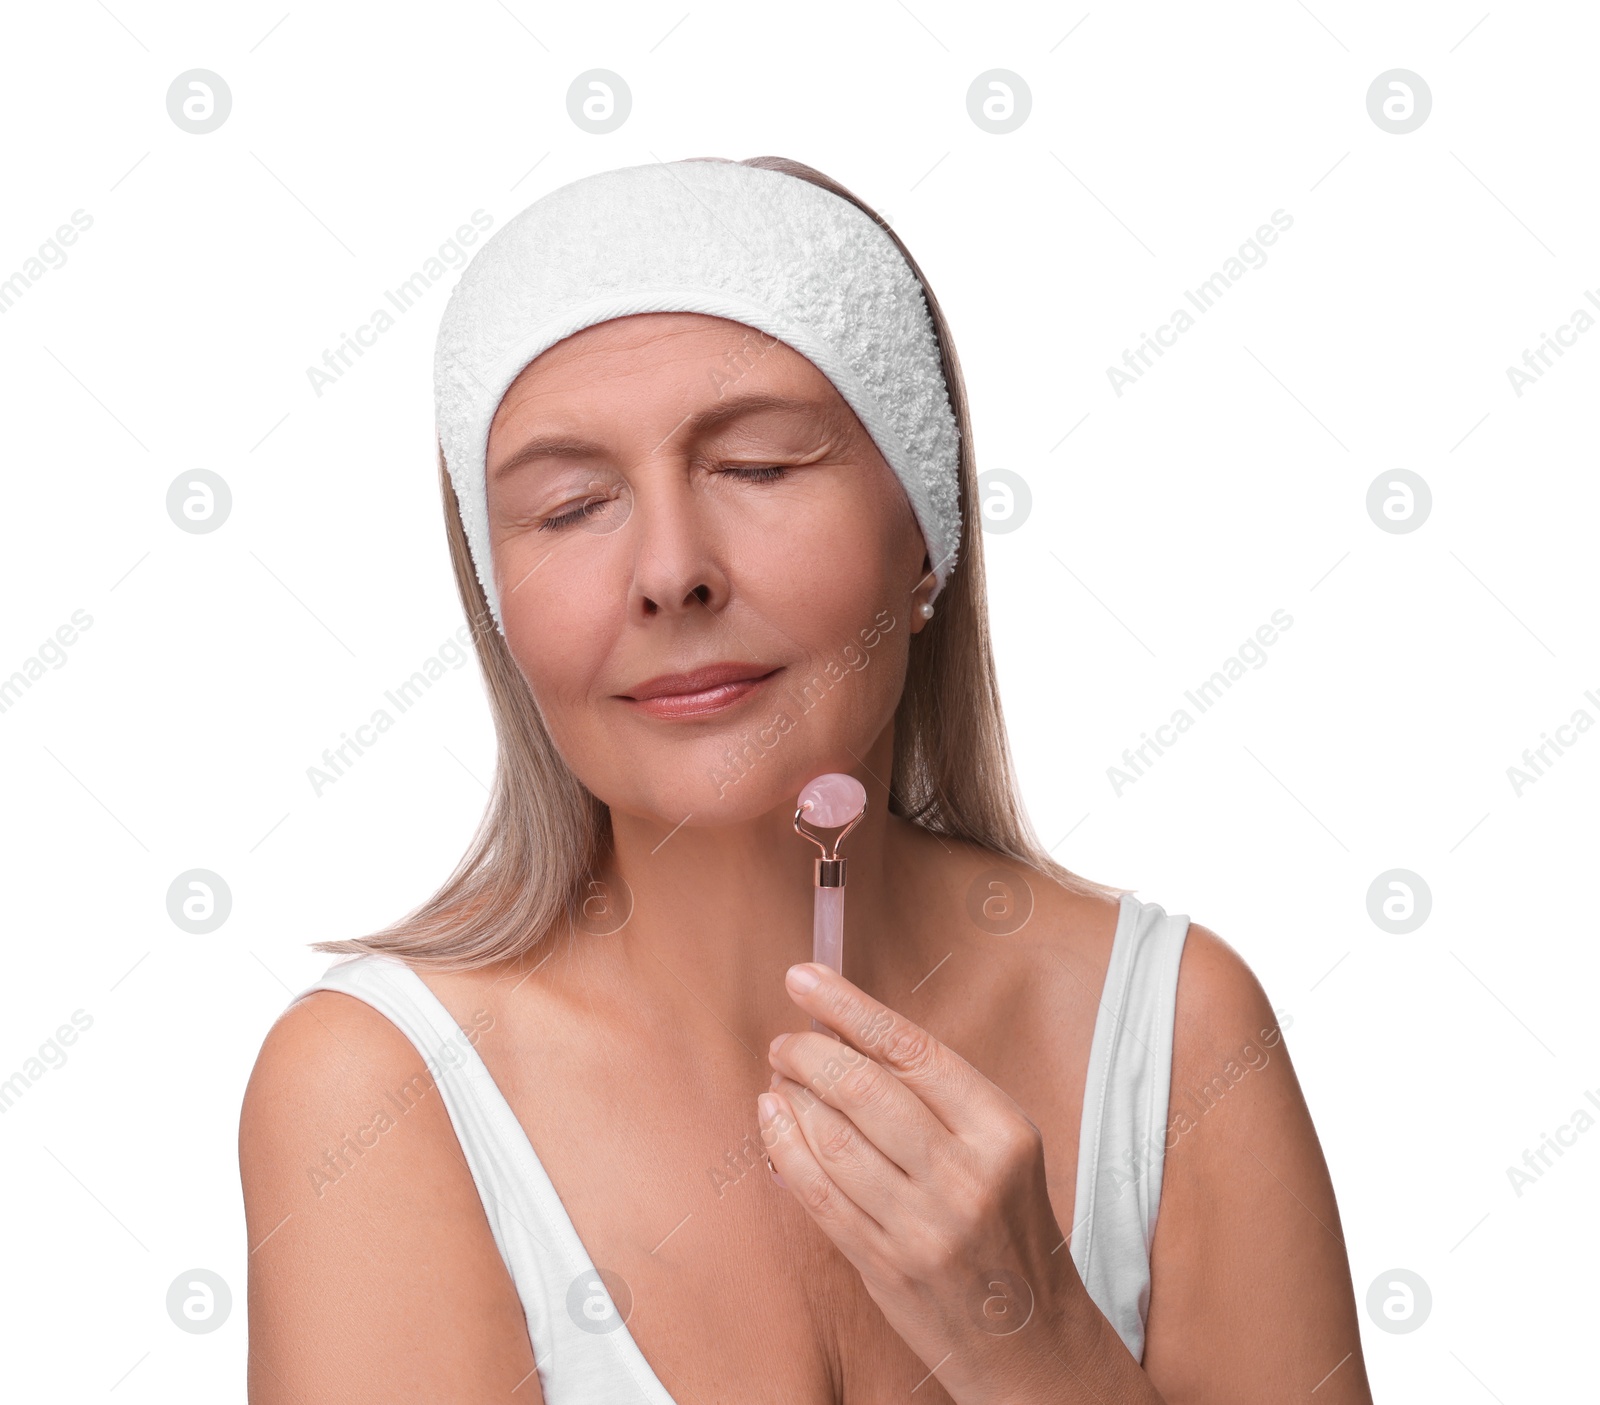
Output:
(770, 1031), (791, 1054)
(787, 964), (821, 992)
(766, 1154), (786, 1190)
(757, 1092), (779, 1125)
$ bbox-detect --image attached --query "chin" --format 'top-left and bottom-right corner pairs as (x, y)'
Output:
(601, 738), (840, 830)
(609, 771), (792, 828)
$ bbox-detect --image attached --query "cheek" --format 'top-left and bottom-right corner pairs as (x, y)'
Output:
(728, 492), (915, 711)
(750, 504), (905, 626)
(776, 488), (899, 576)
(763, 583), (912, 734)
(500, 569), (621, 716)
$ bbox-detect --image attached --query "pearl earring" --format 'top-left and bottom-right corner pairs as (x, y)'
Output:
(918, 601), (935, 621)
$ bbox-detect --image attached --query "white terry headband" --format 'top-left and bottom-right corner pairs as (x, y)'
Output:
(432, 158), (962, 633)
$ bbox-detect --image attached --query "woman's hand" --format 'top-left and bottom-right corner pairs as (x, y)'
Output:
(759, 961), (1138, 1405)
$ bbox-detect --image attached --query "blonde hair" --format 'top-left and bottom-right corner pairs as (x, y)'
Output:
(312, 155), (1122, 970)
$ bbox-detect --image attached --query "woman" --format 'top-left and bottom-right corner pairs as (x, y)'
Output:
(239, 156), (1373, 1403)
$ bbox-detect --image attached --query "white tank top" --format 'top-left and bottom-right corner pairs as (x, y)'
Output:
(296, 890), (1189, 1398)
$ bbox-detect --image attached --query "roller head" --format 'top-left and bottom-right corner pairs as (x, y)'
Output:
(797, 772), (867, 828)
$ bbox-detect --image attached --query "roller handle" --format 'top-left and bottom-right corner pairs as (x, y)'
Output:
(810, 884), (845, 1037)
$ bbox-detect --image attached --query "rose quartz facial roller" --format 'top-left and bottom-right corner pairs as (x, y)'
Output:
(794, 773), (868, 1036)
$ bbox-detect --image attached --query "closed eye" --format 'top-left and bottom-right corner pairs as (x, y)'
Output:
(538, 496), (612, 532)
(536, 465), (791, 532)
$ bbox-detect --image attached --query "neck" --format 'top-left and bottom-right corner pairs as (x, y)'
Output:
(585, 725), (919, 1052)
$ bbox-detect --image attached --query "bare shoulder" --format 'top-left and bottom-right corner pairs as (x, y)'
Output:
(1142, 921), (1373, 1403)
(238, 985), (541, 1403)
(1169, 920), (1289, 1066)
(910, 825), (1126, 966)
(1019, 868), (1124, 965)
(905, 830), (1128, 1096)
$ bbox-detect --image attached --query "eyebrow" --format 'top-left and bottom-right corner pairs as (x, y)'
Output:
(488, 391), (839, 482)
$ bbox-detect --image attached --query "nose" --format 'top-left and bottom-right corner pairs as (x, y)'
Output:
(625, 468), (732, 622)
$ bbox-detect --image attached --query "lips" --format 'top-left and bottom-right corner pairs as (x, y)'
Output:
(619, 662), (781, 720)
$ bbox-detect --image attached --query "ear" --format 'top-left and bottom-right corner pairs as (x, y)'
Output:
(909, 553), (936, 634)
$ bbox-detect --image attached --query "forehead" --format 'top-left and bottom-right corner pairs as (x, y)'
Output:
(514, 312), (807, 388)
(489, 311), (853, 440)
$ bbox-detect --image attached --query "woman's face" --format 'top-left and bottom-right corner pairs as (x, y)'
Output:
(483, 311), (934, 826)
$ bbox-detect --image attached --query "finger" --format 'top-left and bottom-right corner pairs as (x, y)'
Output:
(766, 1070), (911, 1227)
(771, 1074), (965, 1263)
(783, 963), (1000, 1138)
(768, 1030), (945, 1178)
(759, 1088), (891, 1264)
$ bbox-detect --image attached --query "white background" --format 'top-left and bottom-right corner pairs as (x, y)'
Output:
(2, 1), (1596, 1399)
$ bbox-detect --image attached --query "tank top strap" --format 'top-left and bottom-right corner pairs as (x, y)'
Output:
(1068, 892), (1191, 1364)
(296, 953), (677, 1403)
